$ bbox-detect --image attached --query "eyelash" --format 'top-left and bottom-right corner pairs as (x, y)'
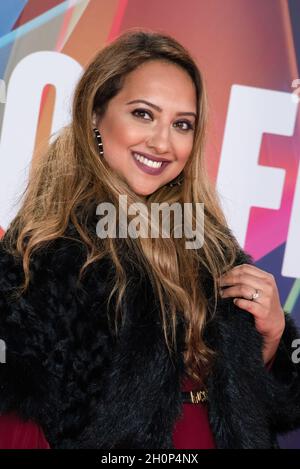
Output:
(131, 108), (194, 132)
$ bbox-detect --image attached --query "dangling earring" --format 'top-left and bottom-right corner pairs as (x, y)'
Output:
(167, 172), (184, 187)
(93, 127), (104, 156)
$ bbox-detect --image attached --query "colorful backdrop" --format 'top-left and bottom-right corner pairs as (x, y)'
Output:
(0, 0), (299, 449)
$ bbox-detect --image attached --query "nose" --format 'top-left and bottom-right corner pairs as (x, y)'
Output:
(145, 124), (171, 154)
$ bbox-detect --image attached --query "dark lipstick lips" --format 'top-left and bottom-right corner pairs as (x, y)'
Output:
(131, 151), (170, 175)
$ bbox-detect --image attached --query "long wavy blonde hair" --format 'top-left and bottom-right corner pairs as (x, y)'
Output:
(3, 29), (241, 386)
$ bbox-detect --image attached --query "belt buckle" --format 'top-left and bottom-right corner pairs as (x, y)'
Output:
(189, 389), (207, 404)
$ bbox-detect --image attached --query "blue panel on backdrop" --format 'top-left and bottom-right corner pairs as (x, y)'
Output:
(255, 243), (297, 312)
(0, 0), (28, 37)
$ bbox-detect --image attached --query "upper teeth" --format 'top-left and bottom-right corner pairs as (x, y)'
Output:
(133, 152), (163, 168)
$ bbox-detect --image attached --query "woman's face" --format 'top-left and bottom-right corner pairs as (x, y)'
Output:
(93, 60), (197, 196)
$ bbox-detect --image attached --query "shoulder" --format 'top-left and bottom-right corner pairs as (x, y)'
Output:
(0, 229), (88, 294)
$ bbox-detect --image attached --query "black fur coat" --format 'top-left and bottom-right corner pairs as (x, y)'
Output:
(0, 225), (300, 449)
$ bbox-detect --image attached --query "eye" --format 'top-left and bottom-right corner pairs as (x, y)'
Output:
(131, 108), (152, 120)
(174, 121), (194, 132)
(131, 108), (194, 132)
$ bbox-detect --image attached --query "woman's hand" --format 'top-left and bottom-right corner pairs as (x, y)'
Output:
(218, 264), (286, 365)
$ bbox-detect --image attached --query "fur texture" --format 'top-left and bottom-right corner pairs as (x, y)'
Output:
(0, 226), (300, 449)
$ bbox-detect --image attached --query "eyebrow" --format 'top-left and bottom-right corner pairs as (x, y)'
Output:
(126, 99), (197, 118)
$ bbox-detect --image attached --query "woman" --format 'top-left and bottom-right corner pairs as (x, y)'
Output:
(0, 29), (299, 449)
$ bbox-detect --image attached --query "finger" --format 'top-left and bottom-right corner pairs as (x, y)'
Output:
(232, 297), (267, 319)
(223, 263), (272, 280)
(218, 271), (270, 291)
(220, 285), (262, 302)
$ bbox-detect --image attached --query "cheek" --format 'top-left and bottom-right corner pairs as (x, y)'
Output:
(110, 119), (142, 148)
(176, 140), (193, 164)
(101, 121), (139, 170)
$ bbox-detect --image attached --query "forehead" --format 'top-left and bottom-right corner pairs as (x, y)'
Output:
(116, 60), (197, 109)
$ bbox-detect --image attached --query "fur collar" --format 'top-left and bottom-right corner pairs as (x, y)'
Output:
(1, 228), (300, 448)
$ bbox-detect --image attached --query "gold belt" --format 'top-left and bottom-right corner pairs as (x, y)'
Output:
(181, 389), (208, 404)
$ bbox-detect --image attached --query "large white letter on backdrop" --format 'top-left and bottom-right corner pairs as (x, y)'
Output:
(216, 85), (298, 277)
(0, 51), (82, 230)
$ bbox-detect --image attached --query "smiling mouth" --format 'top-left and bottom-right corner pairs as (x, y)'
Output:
(132, 152), (166, 168)
(131, 151), (170, 175)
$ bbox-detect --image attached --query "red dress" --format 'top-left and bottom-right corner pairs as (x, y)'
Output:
(0, 412), (50, 449)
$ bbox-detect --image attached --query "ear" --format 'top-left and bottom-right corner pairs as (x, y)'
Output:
(92, 111), (98, 127)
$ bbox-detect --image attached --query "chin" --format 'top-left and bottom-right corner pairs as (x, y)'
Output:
(132, 188), (154, 197)
(129, 182), (159, 197)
